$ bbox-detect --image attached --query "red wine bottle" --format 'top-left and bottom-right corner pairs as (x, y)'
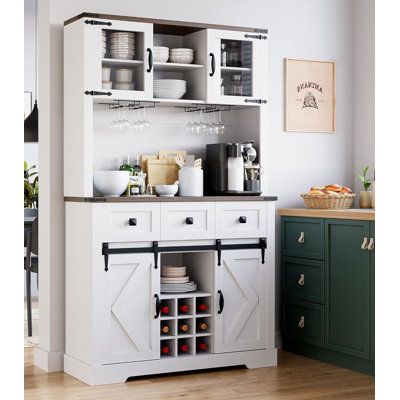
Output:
(197, 303), (208, 312)
(180, 344), (189, 353)
(198, 342), (207, 351)
(179, 304), (189, 313)
(161, 305), (170, 315)
(161, 345), (170, 355)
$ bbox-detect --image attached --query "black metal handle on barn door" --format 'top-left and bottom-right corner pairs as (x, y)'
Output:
(209, 53), (216, 76)
(154, 294), (161, 319)
(218, 290), (224, 314)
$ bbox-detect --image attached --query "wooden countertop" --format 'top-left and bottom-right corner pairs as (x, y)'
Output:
(278, 208), (375, 221)
(65, 195), (278, 203)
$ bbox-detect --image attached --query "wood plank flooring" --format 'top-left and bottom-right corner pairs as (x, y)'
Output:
(24, 348), (374, 400)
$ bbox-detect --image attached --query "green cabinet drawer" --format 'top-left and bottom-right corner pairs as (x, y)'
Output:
(282, 257), (324, 304)
(283, 298), (324, 347)
(282, 217), (324, 260)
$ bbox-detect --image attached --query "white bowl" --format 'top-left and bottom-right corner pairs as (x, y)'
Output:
(153, 88), (186, 99)
(153, 54), (169, 63)
(115, 68), (133, 82)
(114, 82), (135, 90)
(170, 48), (194, 52)
(93, 171), (129, 197)
(169, 55), (194, 64)
(102, 67), (111, 81)
(111, 53), (135, 60)
(155, 184), (179, 197)
(102, 81), (113, 89)
(154, 46), (169, 51)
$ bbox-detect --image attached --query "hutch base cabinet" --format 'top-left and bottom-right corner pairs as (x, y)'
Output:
(279, 210), (375, 376)
(65, 199), (277, 385)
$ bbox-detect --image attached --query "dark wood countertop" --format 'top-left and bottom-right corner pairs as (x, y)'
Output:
(65, 195), (278, 203)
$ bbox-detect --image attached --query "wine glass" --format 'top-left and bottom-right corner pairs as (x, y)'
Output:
(142, 106), (150, 133)
(218, 110), (225, 135)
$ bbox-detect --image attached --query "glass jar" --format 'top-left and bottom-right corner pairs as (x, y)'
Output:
(231, 74), (243, 96)
(227, 41), (241, 67)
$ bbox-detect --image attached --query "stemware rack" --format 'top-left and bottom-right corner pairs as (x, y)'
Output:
(159, 292), (213, 358)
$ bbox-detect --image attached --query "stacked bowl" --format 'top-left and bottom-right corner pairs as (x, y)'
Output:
(153, 46), (169, 63)
(102, 31), (107, 57)
(114, 68), (135, 91)
(110, 31), (135, 60)
(169, 48), (194, 64)
(153, 79), (186, 99)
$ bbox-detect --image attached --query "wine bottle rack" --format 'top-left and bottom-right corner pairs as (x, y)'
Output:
(160, 292), (213, 358)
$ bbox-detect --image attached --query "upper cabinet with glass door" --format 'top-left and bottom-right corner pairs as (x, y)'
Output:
(81, 18), (153, 101)
(206, 29), (267, 105)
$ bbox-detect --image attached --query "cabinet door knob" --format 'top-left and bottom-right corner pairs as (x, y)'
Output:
(361, 237), (368, 250)
(239, 216), (247, 224)
(185, 217), (194, 225)
(298, 315), (305, 328)
(367, 238), (374, 251)
(128, 218), (137, 226)
(298, 232), (305, 244)
(298, 274), (305, 286)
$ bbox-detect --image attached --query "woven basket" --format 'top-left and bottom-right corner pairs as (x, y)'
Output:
(301, 193), (356, 209)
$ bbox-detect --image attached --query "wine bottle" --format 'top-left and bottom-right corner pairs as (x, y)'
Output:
(198, 322), (208, 331)
(161, 325), (170, 334)
(180, 344), (189, 353)
(179, 304), (189, 313)
(197, 342), (207, 351)
(179, 324), (189, 332)
(161, 345), (170, 355)
(160, 305), (170, 315)
(197, 303), (208, 312)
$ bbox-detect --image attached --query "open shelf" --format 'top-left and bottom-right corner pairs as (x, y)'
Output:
(102, 58), (144, 67)
(153, 62), (204, 72)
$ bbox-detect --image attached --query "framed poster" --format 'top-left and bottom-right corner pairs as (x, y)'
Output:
(24, 91), (32, 119)
(285, 58), (336, 132)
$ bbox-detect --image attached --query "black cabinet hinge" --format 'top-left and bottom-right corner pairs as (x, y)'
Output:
(102, 243), (109, 271)
(153, 241), (159, 269)
(85, 90), (112, 96)
(85, 20), (112, 26)
(244, 99), (267, 104)
(244, 34), (267, 40)
(216, 239), (222, 266)
(260, 238), (267, 264)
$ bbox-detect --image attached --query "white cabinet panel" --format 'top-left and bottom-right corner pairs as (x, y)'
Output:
(160, 202), (215, 240)
(216, 202), (266, 239)
(98, 253), (160, 364)
(99, 203), (160, 242)
(206, 29), (266, 105)
(214, 249), (266, 352)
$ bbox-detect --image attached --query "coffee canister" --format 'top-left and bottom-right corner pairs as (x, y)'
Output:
(178, 167), (203, 196)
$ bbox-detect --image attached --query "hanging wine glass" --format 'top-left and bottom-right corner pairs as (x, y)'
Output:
(142, 105), (150, 133)
(218, 109), (225, 135)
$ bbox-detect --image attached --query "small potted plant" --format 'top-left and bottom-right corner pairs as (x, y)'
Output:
(24, 161), (39, 217)
(357, 166), (372, 208)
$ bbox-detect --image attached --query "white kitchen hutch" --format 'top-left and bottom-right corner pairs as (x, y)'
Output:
(64, 12), (277, 386)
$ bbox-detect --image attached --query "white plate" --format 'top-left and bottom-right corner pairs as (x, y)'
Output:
(161, 276), (189, 283)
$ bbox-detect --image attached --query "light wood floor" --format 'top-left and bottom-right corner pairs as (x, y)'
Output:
(24, 348), (374, 400)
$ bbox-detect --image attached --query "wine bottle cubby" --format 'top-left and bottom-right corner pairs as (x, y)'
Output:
(159, 292), (213, 357)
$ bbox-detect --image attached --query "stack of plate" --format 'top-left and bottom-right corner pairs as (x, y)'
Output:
(110, 31), (135, 60)
(154, 79), (186, 99)
(153, 46), (169, 63)
(169, 48), (194, 64)
(102, 31), (107, 58)
(161, 265), (197, 293)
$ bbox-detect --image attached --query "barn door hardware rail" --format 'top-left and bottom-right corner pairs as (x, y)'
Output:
(101, 238), (267, 271)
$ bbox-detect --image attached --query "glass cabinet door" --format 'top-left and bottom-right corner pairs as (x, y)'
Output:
(82, 18), (153, 101)
(206, 29), (266, 105)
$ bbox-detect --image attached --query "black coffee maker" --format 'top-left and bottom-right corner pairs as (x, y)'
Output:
(205, 143), (261, 195)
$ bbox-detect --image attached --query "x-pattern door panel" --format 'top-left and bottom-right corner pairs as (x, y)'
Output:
(214, 249), (266, 353)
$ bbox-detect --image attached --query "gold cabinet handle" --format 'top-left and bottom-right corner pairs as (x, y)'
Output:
(368, 238), (374, 251)
(298, 232), (305, 244)
(298, 316), (305, 328)
(298, 273), (305, 286)
(361, 237), (368, 250)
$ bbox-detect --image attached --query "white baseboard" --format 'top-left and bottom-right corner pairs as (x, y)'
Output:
(34, 346), (64, 372)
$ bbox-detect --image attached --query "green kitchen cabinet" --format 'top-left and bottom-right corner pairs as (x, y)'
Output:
(281, 215), (375, 375)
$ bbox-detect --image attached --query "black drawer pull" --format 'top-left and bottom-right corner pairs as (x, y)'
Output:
(186, 217), (194, 225)
(218, 290), (224, 314)
(239, 216), (247, 224)
(147, 48), (153, 72)
(128, 218), (137, 226)
(209, 53), (215, 76)
(154, 294), (160, 319)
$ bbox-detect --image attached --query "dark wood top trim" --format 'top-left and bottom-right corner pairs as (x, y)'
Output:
(63, 12), (268, 35)
(65, 196), (278, 203)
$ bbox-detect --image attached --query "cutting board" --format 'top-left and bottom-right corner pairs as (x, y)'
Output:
(140, 154), (158, 174)
(158, 150), (187, 162)
(147, 159), (179, 186)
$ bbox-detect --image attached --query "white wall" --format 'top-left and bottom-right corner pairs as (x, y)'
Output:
(37, 0), (362, 370)
(354, 0), (375, 193)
